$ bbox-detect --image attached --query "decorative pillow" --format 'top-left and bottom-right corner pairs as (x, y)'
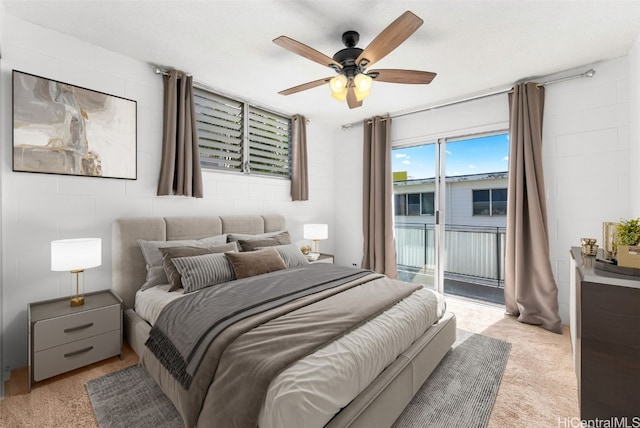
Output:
(227, 230), (291, 245)
(258, 244), (310, 268)
(225, 247), (287, 279)
(137, 234), (227, 291)
(160, 242), (239, 291)
(238, 238), (282, 252)
(171, 253), (236, 294)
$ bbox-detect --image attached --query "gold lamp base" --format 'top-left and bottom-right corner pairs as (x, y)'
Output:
(70, 269), (85, 307)
(70, 296), (85, 307)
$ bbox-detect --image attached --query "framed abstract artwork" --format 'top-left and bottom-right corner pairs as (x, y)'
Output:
(12, 70), (137, 180)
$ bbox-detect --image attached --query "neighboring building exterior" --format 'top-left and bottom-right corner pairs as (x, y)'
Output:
(393, 171), (508, 228)
(393, 171), (508, 288)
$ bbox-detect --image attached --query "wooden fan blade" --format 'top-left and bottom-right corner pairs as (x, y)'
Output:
(346, 87), (363, 109)
(370, 69), (436, 84)
(356, 11), (423, 68)
(274, 36), (342, 69)
(278, 77), (332, 95)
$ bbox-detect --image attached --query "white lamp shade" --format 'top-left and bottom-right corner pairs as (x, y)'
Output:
(303, 224), (328, 240)
(51, 238), (102, 271)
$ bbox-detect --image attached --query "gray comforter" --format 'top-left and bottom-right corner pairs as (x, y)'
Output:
(145, 265), (373, 388)
(141, 266), (422, 428)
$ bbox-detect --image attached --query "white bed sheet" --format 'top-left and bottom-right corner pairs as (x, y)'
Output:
(135, 283), (446, 428)
(135, 283), (184, 325)
(259, 286), (445, 428)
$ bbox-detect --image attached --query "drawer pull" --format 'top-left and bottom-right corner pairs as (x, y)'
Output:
(64, 323), (94, 333)
(64, 346), (94, 358)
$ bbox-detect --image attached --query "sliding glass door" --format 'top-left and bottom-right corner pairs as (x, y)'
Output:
(393, 142), (440, 291)
(393, 132), (509, 303)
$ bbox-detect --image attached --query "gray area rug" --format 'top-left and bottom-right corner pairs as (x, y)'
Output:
(86, 364), (183, 428)
(393, 329), (511, 428)
(86, 330), (510, 428)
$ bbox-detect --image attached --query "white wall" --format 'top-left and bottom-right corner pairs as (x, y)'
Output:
(0, 0), (5, 397)
(544, 57), (632, 322)
(629, 31), (640, 215)
(334, 57), (636, 325)
(0, 16), (335, 373)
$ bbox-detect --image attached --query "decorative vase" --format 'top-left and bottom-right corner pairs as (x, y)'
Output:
(602, 222), (618, 260)
(580, 238), (598, 256)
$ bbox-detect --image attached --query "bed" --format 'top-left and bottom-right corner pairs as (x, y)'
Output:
(112, 214), (456, 428)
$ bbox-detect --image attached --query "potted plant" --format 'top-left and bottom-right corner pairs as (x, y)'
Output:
(616, 217), (640, 268)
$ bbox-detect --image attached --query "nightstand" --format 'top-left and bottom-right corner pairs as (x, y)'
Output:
(28, 289), (122, 391)
(310, 253), (334, 264)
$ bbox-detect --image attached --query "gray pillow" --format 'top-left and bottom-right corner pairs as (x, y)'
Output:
(258, 244), (309, 268)
(238, 238), (282, 252)
(227, 230), (291, 245)
(138, 234), (227, 290)
(225, 247), (287, 279)
(160, 242), (239, 291)
(172, 253), (236, 293)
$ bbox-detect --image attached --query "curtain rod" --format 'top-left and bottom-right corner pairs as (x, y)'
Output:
(341, 68), (596, 130)
(153, 65), (191, 77)
(152, 64), (305, 123)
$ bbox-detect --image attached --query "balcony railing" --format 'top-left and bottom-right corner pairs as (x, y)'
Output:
(395, 222), (506, 288)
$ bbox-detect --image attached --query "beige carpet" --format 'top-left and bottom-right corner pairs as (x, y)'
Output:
(1, 296), (579, 427)
(447, 297), (580, 428)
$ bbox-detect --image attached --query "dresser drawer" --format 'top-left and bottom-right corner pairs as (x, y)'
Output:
(33, 304), (120, 352)
(33, 329), (121, 382)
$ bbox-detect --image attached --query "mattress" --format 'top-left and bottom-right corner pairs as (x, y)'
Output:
(135, 283), (446, 427)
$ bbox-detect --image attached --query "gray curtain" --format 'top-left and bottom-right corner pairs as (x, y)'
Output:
(362, 115), (397, 278)
(157, 69), (203, 198)
(291, 114), (308, 201)
(505, 82), (561, 334)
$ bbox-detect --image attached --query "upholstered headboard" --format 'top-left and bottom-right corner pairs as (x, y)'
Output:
(112, 215), (286, 309)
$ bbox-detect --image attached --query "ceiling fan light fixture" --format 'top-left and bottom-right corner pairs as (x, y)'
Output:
(331, 87), (348, 102)
(354, 88), (370, 102)
(329, 75), (348, 94)
(354, 73), (373, 92)
(274, 11), (434, 109)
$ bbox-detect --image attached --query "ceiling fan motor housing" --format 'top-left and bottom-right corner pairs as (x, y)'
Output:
(333, 31), (366, 78)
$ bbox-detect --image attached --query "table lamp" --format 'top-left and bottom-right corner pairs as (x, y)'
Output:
(303, 224), (328, 254)
(51, 238), (102, 306)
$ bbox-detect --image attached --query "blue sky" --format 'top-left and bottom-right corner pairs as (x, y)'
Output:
(392, 133), (510, 179)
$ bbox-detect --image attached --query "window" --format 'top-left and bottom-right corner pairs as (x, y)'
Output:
(491, 188), (507, 215)
(394, 192), (435, 216)
(395, 194), (407, 216)
(407, 194), (421, 216)
(193, 86), (291, 178)
(421, 193), (435, 215)
(473, 188), (507, 216)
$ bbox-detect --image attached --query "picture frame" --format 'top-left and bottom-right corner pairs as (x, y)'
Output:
(12, 70), (137, 180)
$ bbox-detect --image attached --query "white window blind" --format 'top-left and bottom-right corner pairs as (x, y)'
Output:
(248, 107), (290, 177)
(194, 87), (244, 172)
(194, 86), (291, 178)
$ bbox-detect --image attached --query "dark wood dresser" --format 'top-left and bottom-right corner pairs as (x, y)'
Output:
(569, 248), (640, 420)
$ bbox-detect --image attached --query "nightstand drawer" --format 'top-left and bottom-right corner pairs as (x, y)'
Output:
(33, 304), (120, 352)
(33, 329), (120, 382)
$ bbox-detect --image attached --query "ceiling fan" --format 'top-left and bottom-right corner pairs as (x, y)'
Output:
(273, 11), (436, 109)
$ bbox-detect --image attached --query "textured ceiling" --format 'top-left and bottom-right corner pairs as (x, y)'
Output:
(4, 0), (640, 126)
